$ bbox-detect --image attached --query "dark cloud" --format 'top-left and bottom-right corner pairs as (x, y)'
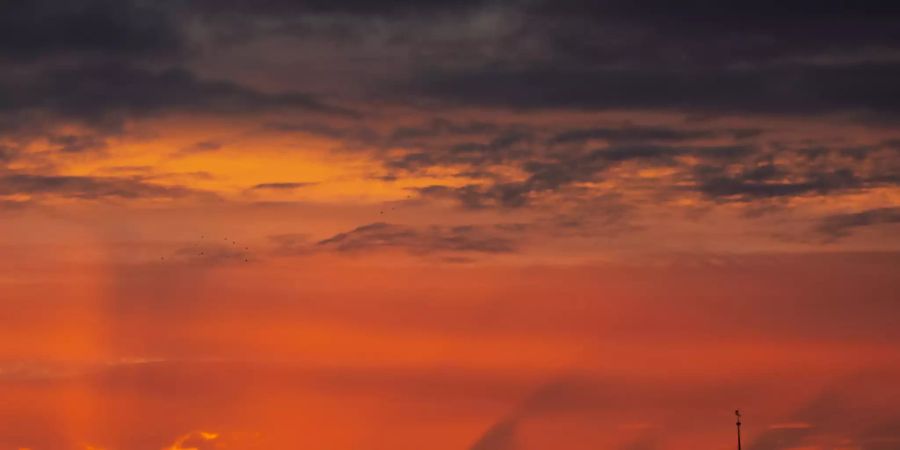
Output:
(176, 0), (900, 73)
(548, 126), (762, 146)
(269, 223), (522, 259)
(0, 146), (14, 164)
(694, 166), (866, 201)
(408, 136), (900, 210)
(413, 185), (515, 210)
(264, 122), (379, 142)
(315, 222), (521, 255)
(467, 381), (579, 450)
(0, 63), (357, 128)
(182, 0), (493, 17)
(174, 140), (224, 157)
(414, 144), (731, 208)
(7, 0), (900, 120)
(0, 0), (184, 62)
(0, 173), (203, 200)
(386, 130), (534, 173)
(410, 62), (900, 118)
(251, 182), (316, 190)
(619, 434), (659, 450)
(0, 199), (31, 212)
(816, 207), (900, 240)
(527, 1), (900, 67)
(374, 118), (893, 211)
(466, 376), (748, 450)
(748, 371), (900, 450)
(470, 417), (518, 450)
(389, 118), (504, 142)
(548, 125), (717, 145)
(0, 0), (897, 222)
(46, 133), (108, 153)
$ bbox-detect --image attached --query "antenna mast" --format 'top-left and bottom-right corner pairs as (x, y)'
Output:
(735, 409), (742, 450)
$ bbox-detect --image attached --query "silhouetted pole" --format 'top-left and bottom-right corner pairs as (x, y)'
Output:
(735, 409), (742, 450)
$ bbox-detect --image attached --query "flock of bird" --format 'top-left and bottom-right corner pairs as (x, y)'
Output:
(158, 234), (252, 264)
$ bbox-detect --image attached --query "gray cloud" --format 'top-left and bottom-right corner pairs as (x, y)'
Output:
(748, 371), (900, 450)
(173, 140), (224, 157)
(0, 173), (205, 200)
(0, 146), (14, 164)
(270, 112), (896, 213)
(269, 223), (524, 258)
(182, 0), (492, 17)
(0, 0), (185, 62)
(46, 133), (109, 153)
(315, 222), (521, 255)
(693, 166), (877, 201)
(8, 0), (900, 122)
(414, 143), (749, 208)
(1, 0), (898, 231)
(548, 125), (718, 145)
(0, 62), (357, 128)
(468, 381), (576, 450)
(250, 182), (317, 190)
(470, 417), (518, 450)
(409, 63), (900, 119)
(816, 207), (900, 240)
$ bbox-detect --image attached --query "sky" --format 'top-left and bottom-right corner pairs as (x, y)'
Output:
(1, 1), (900, 449)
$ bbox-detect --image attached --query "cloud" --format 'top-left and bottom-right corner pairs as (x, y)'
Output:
(8, 0), (900, 122)
(181, 0), (491, 17)
(747, 371), (900, 450)
(548, 125), (718, 145)
(767, 422), (814, 430)
(389, 118), (503, 142)
(0, 146), (14, 163)
(264, 121), (379, 142)
(0, 173), (204, 200)
(250, 182), (317, 190)
(693, 166), (861, 200)
(816, 207), (900, 240)
(410, 63), (900, 118)
(0, 62), (358, 130)
(0, 199), (31, 212)
(469, 417), (518, 450)
(467, 379), (667, 450)
(173, 140), (224, 157)
(413, 143), (749, 208)
(315, 222), (521, 256)
(619, 434), (659, 450)
(0, 0), (185, 62)
(45, 133), (109, 153)
(377, 0), (900, 119)
(526, 1), (900, 67)
(270, 224), (525, 259)
(467, 382), (569, 450)
(385, 133), (534, 173)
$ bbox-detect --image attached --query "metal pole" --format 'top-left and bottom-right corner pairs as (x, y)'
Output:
(735, 409), (742, 450)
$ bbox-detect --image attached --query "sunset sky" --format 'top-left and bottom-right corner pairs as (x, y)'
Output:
(2, 1), (900, 449)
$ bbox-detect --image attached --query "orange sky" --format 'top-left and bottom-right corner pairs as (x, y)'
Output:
(3, 107), (900, 450)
